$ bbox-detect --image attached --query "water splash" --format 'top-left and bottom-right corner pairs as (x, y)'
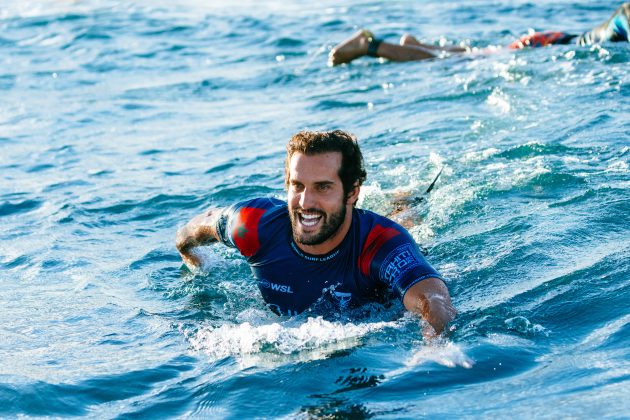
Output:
(504, 316), (549, 337)
(487, 87), (511, 114)
(183, 316), (404, 364)
(387, 340), (474, 378)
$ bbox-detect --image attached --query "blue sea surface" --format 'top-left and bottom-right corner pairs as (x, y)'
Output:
(1, 0), (629, 417)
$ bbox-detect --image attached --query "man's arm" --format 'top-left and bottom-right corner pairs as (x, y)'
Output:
(175, 208), (223, 268)
(403, 277), (457, 336)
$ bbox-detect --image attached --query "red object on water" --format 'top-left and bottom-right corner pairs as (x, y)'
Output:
(508, 31), (568, 49)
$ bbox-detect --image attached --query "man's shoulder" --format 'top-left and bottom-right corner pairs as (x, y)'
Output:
(234, 197), (286, 211)
(222, 197), (287, 257)
(354, 207), (417, 274)
(226, 197), (287, 221)
(227, 196), (288, 230)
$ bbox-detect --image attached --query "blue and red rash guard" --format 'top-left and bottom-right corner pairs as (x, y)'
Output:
(214, 197), (443, 316)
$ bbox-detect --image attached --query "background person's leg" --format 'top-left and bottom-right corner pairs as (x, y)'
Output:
(400, 34), (468, 53)
(329, 30), (437, 65)
(329, 30), (465, 66)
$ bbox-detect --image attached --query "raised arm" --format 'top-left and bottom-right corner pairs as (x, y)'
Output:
(175, 208), (223, 268)
(403, 277), (457, 336)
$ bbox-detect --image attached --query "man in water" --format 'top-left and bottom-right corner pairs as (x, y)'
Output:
(329, 3), (630, 66)
(176, 130), (456, 335)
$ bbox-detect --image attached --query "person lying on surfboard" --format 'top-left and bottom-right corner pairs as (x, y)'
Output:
(176, 130), (456, 336)
(328, 2), (630, 66)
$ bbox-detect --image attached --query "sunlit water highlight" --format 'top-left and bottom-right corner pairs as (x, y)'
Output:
(1, 0), (628, 417)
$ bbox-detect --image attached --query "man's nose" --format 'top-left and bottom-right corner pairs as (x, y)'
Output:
(299, 188), (315, 209)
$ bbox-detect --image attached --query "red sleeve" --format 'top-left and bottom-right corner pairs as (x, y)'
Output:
(230, 206), (266, 257)
(215, 198), (281, 258)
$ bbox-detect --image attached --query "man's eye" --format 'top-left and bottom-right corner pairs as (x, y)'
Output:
(318, 184), (331, 191)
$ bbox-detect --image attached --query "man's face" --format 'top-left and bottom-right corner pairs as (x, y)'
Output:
(287, 152), (349, 247)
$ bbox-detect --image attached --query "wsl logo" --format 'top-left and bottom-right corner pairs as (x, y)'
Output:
(258, 279), (294, 294)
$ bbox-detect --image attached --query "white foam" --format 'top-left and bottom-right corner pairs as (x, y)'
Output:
(428, 152), (444, 168)
(184, 316), (402, 363)
(505, 316), (550, 337)
(357, 182), (393, 216)
(493, 57), (527, 83)
(384, 164), (408, 177)
(606, 160), (628, 173)
(487, 87), (511, 114)
(424, 178), (480, 227)
(461, 148), (500, 162)
(1, 0), (92, 19)
(387, 341), (473, 378)
(406, 342), (473, 369)
(409, 223), (435, 244)
(579, 314), (630, 350)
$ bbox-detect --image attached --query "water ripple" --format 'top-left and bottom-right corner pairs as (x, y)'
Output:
(1, 0), (628, 417)
(0, 199), (42, 217)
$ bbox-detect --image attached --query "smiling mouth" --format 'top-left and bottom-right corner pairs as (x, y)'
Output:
(298, 212), (323, 228)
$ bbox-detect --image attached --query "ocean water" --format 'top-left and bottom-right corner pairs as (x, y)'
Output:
(1, 0), (628, 417)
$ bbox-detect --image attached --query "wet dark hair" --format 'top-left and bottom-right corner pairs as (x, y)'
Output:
(285, 130), (367, 199)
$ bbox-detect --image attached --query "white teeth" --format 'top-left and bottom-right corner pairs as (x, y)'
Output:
(299, 213), (322, 227)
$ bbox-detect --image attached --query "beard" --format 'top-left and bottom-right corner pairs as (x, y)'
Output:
(290, 203), (346, 246)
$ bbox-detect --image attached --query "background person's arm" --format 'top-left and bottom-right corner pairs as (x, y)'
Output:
(175, 208), (222, 268)
(403, 277), (457, 336)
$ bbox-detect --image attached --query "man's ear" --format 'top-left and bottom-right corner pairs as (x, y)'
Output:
(346, 183), (361, 205)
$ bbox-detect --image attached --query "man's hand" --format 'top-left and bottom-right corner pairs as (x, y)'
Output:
(176, 225), (202, 268)
(175, 209), (221, 269)
(403, 277), (457, 337)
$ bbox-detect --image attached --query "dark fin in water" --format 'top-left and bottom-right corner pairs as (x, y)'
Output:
(425, 167), (443, 194)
